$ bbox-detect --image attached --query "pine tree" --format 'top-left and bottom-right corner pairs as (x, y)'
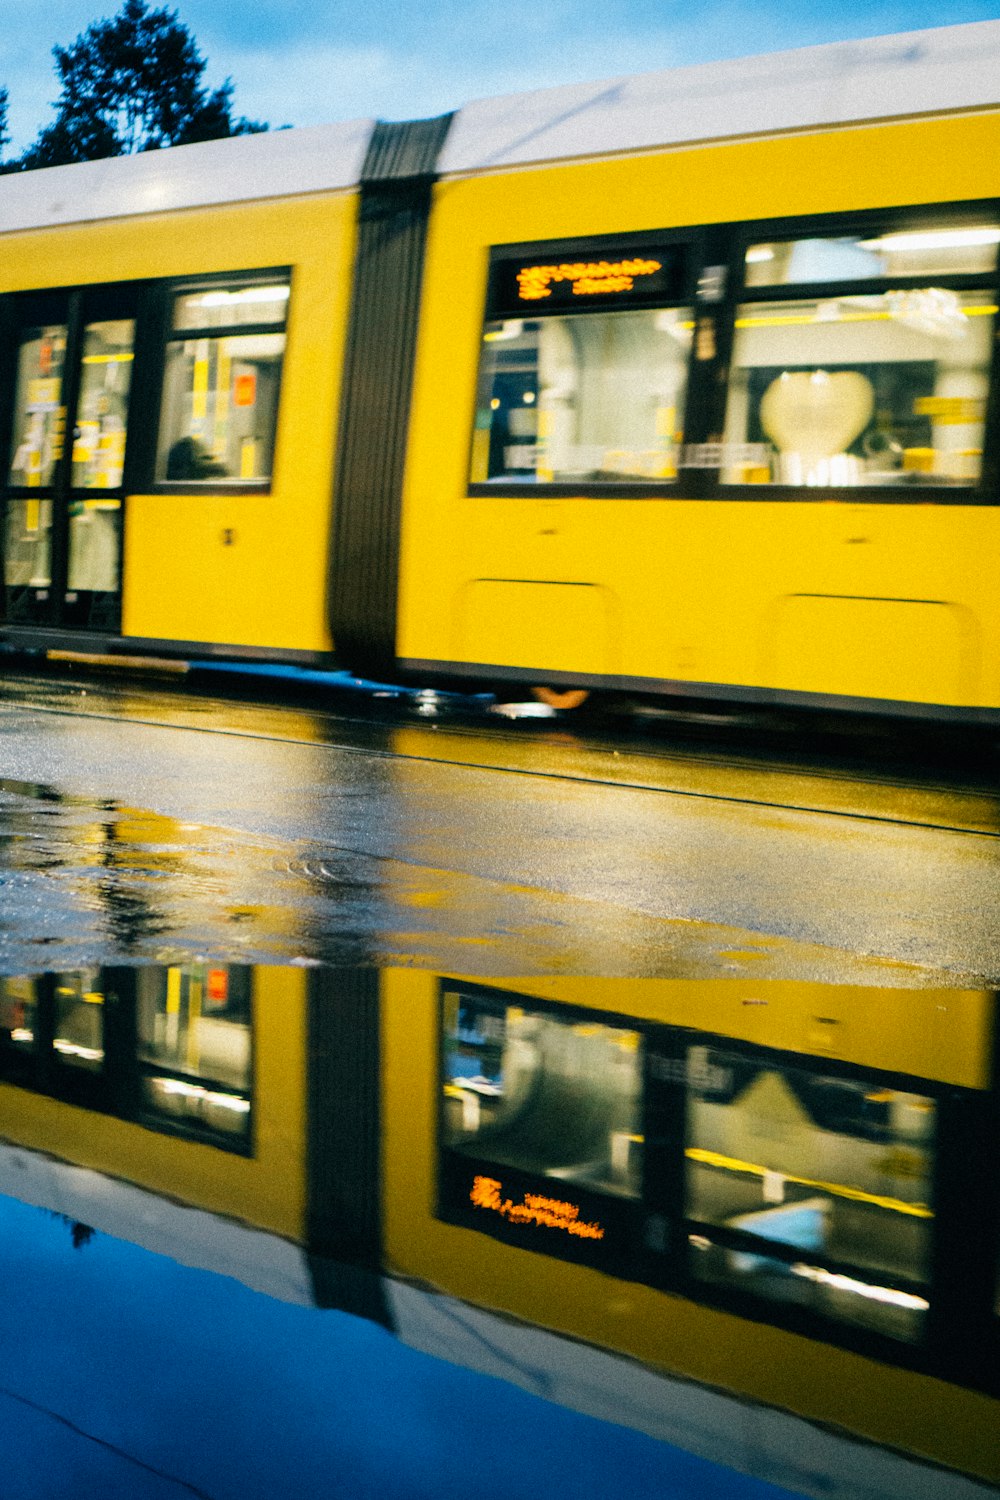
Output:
(18, 0), (265, 169)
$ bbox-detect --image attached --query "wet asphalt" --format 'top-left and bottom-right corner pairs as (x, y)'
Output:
(0, 671), (998, 982)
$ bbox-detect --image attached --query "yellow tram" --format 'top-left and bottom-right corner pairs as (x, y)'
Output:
(0, 966), (997, 1481)
(0, 20), (999, 718)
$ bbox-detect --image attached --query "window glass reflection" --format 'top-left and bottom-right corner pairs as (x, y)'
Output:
(688, 1238), (928, 1342)
(157, 334), (285, 483)
(137, 965), (251, 1140)
(721, 289), (994, 486)
(71, 319), (135, 490)
(3, 497), (52, 591)
(171, 284), (289, 331)
(745, 226), (1000, 287)
(685, 1046), (934, 1340)
(471, 310), (691, 484)
(442, 990), (643, 1198)
(8, 325), (67, 487)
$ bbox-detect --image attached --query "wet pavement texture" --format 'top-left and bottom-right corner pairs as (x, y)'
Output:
(0, 673), (998, 981)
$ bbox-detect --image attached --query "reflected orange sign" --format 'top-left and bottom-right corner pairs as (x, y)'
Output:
(470, 1175), (605, 1239)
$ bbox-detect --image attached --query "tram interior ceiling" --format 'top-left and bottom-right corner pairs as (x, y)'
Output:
(0, 23), (994, 718)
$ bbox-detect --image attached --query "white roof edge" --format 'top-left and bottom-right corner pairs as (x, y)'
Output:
(0, 1139), (315, 1304)
(0, 116), (375, 235)
(1, 22), (998, 236)
(439, 20), (1000, 174)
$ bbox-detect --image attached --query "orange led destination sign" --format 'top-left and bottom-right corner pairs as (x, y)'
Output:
(517, 258), (663, 301)
(470, 1175), (606, 1239)
(492, 245), (682, 318)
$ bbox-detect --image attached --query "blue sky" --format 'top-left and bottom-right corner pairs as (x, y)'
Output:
(0, 1190), (795, 1500)
(4, 0), (1000, 151)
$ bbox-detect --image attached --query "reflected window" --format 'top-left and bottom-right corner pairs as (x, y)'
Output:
(442, 989), (643, 1198)
(684, 1046), (934, 1340)
(53, 972), (105, 1070)
(471, 246), (691, 486)
(137, 965), (252, 1144)
(155, 279), (289, 485)
(0, 976), (39, 1060)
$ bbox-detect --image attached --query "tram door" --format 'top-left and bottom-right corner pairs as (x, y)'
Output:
(1, 286), (140, 634)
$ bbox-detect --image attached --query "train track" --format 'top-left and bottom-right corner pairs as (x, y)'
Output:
(1, 671), (997, 839)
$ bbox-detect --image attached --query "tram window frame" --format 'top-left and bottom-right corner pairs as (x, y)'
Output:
(676, 1038), (938, 1346)
(707, 198), (1000, 505)
(134, 964), (255, 1155)
(146, 268), (292, 497)
(467, 229), (704, 499)
(0, 281), (148, 635)
(467, 201), (1000, 505)
(0, 967), (255, 1157)
(435, 980), (650, 1274)
(433, 980), (999, 1391)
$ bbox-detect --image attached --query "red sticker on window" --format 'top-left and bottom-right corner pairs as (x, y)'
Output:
(233, 372), (257, 407)
(206, 968), (229, 1006)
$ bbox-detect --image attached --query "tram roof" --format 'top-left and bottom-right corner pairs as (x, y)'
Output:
(0, 19), (997, 233)
(440, 19), (1000, 173)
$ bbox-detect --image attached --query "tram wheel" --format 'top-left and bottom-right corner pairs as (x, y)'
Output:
(531, 686), (591, 711)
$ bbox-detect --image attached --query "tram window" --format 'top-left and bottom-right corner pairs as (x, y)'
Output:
(442, 989), (643, 1198)
(136, 964), (252, 1143)
(471, 309), (692, 484)
(745, 226), (1000, 287)
(71, 319), (135, 490)
(53, 973), (106, 1071)
(8, 324), (67, 488)
(0, 977), (38, 1058)
(4, 497), (52, 590)
(155, 279), (289, 486)
(171, 284), (289, 332)
(721, 287), (995, 486)
(684, 1046), (934, 1340)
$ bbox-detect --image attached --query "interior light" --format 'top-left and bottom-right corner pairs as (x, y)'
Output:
(196, 286), (290, 308)
(859, 227), (1000, 253)
(53, 1039), (103, 1061)
(153, 1077), (251, 1112)
(523, 391), (536, 404)
(746, 246), (776, 264)
(790, 1262), (929, 1311)
(10, 1028), (33, 1043)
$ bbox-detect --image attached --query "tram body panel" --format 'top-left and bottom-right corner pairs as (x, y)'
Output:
(397, 109), (1000, 709)
(123, 195), (355, 655)
(0, 192), (357, 657)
